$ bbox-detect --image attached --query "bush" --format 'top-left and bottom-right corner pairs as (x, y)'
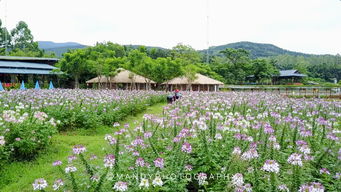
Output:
(0, 108), (57, 163)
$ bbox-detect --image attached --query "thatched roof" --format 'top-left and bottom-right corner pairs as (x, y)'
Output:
(86, 69), (156, 84)
(163, 73), (224, 85)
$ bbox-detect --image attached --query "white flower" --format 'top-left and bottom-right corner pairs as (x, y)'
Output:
(215, 133), (223, 140)
(298, 145), (311, 154)
(152, 176), (163, 187)
(32, 178), (48, 190)
(72, 145), (86, 155)
(104, 154), (116, 168)
(241, 148), (259, 160)
(278, 184), (289, 191)
(287, 153), (303, 166)
(232, 147), (242, 155)
(198, 173), (207, 185)
(65, 166), (77, 173)
(113, 181), (128, 191)
(52, 179), (64, 191)
(193, 120), (207, 130)
(261, 160), (280, 173)
(231, 173), (244, 186)
(0, 136), (5, 146)
(139, 178), (150, 188)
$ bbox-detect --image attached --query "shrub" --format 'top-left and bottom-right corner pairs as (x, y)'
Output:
(0, 108), (57, 163)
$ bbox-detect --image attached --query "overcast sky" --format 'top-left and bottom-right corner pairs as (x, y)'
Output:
(0, 0), (340, 54)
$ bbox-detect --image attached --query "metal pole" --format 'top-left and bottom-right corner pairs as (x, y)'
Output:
(206, 0), (210, 64)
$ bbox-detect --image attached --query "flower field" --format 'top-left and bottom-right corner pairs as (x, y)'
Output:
(0, 89), (165, 167)
(28, 92), (340, 191)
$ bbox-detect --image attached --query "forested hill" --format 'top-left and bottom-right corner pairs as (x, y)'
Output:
(38, 41), (332, 59)
(201, 41), (315, 58)
(38, 41), (87, 57)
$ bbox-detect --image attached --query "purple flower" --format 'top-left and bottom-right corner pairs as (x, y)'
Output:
(32, 178), (48, 190)
(65, 166), (77, 173)
(154, 157), (164, 169)
(185, 164), (193, 171)
(68, 155), (77, 163)
(287, 153), (303, 166)
(320, 168), (330, 175)
(197, 173), (207, 185)
(241, 148), (259, 160)
(231, 173), (244, 186)
(113, 181), (128, 191)
(52, 160), (62, 166)
(232, 147), (242, 156)
(144, 132), (152, 138)
(90, 154), (98, 160)
(72, 145), (86, 155)
(104, 154), (116, 168)
(181, 142), (192, 153)
(261, 160), (280, 173)
(52, 179), (64, 190)
(135, 157), (145, 167)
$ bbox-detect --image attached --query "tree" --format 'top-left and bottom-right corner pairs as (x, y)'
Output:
(214, 48), (252, 84)
(252, 59), (279, 84)
(0, 19), (11, 55)
(58, 49), (90, 88)
(183, 64), (199, 91)
(171, 43), (202, 65)
(10, 21), (38, 51)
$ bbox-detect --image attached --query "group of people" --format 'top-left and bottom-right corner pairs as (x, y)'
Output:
(167, 89), (182, 104)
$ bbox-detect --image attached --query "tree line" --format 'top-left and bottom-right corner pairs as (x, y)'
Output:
(0, 20), (54, 57)
(57, 42), (282, 88)
(1, 20), (340, 87)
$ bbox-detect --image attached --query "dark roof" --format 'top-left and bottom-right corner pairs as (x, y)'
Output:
(0, 56), (60, 75)
(0, 68), (60, 75)
(0, 56), (59, 65)
(279, 70), (306, 77)
(0, 61), (57, 70)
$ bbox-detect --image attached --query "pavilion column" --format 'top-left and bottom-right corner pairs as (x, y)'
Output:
(207, 84), (209, 92)
(215, 85), (217, 92)
(198, 85), (200, 91)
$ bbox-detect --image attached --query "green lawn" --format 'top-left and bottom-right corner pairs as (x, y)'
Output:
(0, 103), (166, 192)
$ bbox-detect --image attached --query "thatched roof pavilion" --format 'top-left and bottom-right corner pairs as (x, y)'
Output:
(86, 69), (155, 90)
(163, 73), (224, 91)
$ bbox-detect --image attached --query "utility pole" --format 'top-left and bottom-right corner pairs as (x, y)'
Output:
(0, 0), (8, 55)
(206, 0), (210, 64)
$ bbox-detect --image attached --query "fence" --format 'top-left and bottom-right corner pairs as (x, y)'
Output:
(225, 86), (341, 98)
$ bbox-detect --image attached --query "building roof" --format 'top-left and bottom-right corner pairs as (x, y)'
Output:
(278, 70), (306, 77)
(0, 68), (59, 75)
(0, 56), (59, 62)
(0, 61), (57, 70)
(163, 73), (224, 85)
(0, 57), (60, 75)
(86, 69), (156, 84)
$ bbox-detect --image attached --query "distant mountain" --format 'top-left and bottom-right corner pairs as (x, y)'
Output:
(38, 41), (87, 57)
(201, 41), (315, 58)
(38, 41), (327, 59)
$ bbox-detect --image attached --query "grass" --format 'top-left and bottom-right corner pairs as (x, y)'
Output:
(0, 102), (166, 192)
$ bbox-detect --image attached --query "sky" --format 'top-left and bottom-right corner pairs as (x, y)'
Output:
(0, 0), (340, 55)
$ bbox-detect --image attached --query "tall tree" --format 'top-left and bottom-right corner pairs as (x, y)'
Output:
(10, 21), (37, 51)
(183, 64), (199, 91)
(171, 43), (202, 65)
(58, 49), (90, 88)
(0, 19), (11, 55)
(215, 48), (252, 84)
(252, 59), (279, 84)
